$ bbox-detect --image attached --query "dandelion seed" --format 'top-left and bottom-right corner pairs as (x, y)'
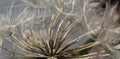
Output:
(0, 0), (111, 59)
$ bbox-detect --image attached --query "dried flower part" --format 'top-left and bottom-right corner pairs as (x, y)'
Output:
(0, 0), (116, 59)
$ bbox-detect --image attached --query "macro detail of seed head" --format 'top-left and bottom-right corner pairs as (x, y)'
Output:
(1, 0), (120, 59)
